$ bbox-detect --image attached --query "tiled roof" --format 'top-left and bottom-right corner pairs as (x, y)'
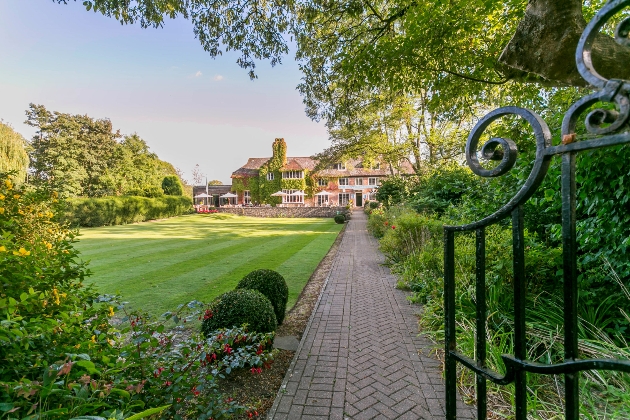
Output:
(231, 157), (270, 178)
(316, 160), (414, 177)
(231, 156), (414, 178)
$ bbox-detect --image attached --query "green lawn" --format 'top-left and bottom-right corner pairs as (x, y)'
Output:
(75, 213), (342, 316)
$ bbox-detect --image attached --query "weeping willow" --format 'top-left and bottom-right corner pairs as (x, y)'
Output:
(0, 122), (29, 181)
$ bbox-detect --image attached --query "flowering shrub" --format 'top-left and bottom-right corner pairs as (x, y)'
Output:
(197, 208), (219, 214)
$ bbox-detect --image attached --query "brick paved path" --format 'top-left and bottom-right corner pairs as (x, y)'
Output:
(268, 211), (474, 419)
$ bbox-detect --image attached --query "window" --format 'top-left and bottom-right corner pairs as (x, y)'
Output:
(333, 162), (346, 170)
(338, 193), (350, 206)
(317, 178), (327, 187)
(244, 190), (251, 204)
(317, 195), (329, 206)
(356, 178), (364, 186)
(282, 189), (304, 203)
(339, 178), (349, 186)
(267, 172), (274, 181)
(282, 170), (303, 179)
(371, 162), (381, 169)
(368, 177), (378, 186)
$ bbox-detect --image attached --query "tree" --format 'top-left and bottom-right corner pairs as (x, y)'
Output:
(191, 164), (205, 185)
(61, 1), (626, 87)
(0, 122), (29, 181)
(208, 180), (223, 185)
(162, 175), (184, 195)
(25, 104), (119, 197)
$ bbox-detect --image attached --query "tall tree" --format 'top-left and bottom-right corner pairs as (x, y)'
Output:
(25, 104), (119, 196)
(0, 122), (29, 181)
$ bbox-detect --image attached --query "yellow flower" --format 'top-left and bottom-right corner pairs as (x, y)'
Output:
(52, 191), (58, 199)
(46, 211), (53, 218)
(62, 250), (69, 254)
(108, 306), (115, 317)
(74, 343), (81, 349)
(13, 248), (30, 256)
(4, 180), (12, 190)
(91, 335), (96, 343)
(0, 246), (6, 253)
(44, 242), (53, 250)
(60, 292), (67, 298)
(107, 338), (115, 346)
(43, 300), (48, 307)
(0, 194), (4, 200)
(13, 194), (20, 199)
(17, 210), (24, 215)
(0, 208), (4, 214)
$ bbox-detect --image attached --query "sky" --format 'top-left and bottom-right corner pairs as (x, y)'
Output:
(0, 1), (330, 184)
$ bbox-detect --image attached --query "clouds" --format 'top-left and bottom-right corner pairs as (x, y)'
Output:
(189, 72), (223, 81)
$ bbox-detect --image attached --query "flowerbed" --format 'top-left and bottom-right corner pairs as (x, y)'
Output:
(197, 208), (219, 214)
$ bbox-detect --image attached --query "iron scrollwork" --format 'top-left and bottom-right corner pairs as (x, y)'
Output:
(444, 1), (630, 419)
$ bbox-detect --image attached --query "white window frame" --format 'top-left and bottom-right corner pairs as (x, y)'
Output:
(371, 162), (381, 169)
(267, 172), (274, 181)
(317, 195), (329, 206)
(282, 170), (303, 179)
(338, 193), (350, 206)
(339, 178), (349, 186)
(244, 190), (251, 204)
(333, 162), (346, 170)
(317, 178), (327, 187)
(368, 177), (378, 186)
(282, 189), (304, 204)
(356, 178), (364, 186)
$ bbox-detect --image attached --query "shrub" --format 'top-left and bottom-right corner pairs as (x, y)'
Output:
(63, 195), (192, 227)
(237, 269), (289, 325)
(201, 290), (278, 336)
(162, 175), (184, 196)
(334, 214), (345, 224)
(369, 201), (379, 210)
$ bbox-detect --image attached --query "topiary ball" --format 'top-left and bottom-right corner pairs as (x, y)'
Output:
(201, 289), (277, 337)
(236, 269), (289, 325)
(334, 214), (345, 224)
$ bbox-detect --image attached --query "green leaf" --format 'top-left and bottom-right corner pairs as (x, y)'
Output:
(124, 405), (171, 420)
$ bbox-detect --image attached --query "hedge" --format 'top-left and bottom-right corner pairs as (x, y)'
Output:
(62, 195), (193, 227)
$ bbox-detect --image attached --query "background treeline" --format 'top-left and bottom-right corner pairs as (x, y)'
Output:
(367, 86), (630, 417)
(1, 105), (192, 226)
(25, 104), (186, 199)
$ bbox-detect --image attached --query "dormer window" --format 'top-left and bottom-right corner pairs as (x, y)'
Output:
(282, 170), (303, 179)
(333, 162), (346, 170)
(372, 162), (381, 169)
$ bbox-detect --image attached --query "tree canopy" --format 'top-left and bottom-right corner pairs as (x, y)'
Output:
(0, 122), (29, 181)
(25, 104), (182, 197)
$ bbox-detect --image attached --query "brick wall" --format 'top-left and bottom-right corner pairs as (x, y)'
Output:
(216, 207), (349, 218)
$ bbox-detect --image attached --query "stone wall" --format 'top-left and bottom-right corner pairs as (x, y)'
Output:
(216, 206), (348, 218)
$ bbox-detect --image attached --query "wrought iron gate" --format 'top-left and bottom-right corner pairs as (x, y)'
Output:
(444, 1), (630, 418)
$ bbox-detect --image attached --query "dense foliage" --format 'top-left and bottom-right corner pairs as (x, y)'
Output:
(161, 175), (184, 196)
(25, 104), (184, 198)
(333, 214), (345, 224)
(201, 289), (278, 336)
(0, 172), (276, 418)
(0, 123), (29, 182)
(62, 195), (192, 227)
(236, 269), (289, 325)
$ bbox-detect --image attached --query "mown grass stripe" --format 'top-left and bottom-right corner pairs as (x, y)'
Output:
(75, 215), (342, 316)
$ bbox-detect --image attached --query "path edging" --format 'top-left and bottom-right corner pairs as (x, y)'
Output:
(266, 222), (348, 419)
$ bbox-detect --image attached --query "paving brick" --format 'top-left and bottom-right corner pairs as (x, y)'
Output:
(267, 212), (474, 419)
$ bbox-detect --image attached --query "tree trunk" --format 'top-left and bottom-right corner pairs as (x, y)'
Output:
(499, 0), (630, 87)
